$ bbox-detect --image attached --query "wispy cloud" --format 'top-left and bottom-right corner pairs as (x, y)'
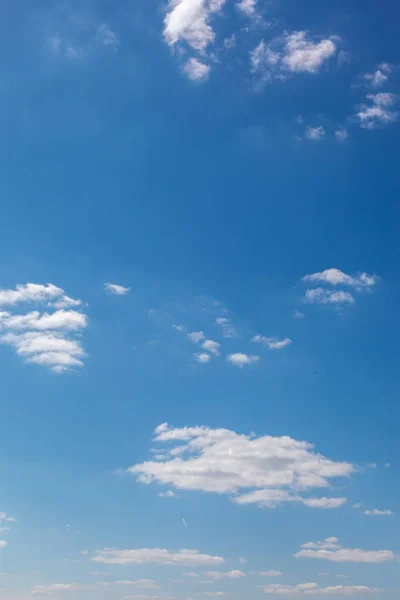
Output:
(303, 268), (378, 288)
(215, 317), (237, 338)
(262, 582), (378, 595)
(252, 335), (292, 349)
(184, 58), (211, 81)
(305, 126), (325, 141)
(91, 547), (224, 566)
(295, 538), (396, 563)
(356, 93), (398, 129)
(363, 63), (391, 88)
(303, 288), (355, 305)
(364, 509), (393, 516)
(335, 128), (349, 141)
(104, 283), (130, 295)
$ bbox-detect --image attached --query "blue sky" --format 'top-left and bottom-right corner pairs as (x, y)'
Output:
(0, 0), (399, 599)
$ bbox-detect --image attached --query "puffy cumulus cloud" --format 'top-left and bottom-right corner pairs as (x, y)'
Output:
(215, 317), (237, 338)
(356, 93), (398, 129)
(201, 339), (221, 355)
(303, 289), (355, 305)
(250, 31), (336, 82)
(295, 538), (396, 563)
(104, 282), (130, 295)
(203, 570), (245, 579)
(364, 509), (393, 516)
(252, 335), (292, 350)
(195, 353), (211, 363)
(262, 582), (378, 595)
(227, 353), (259, 367)
(363, 63), (391, 88)
(0, 283), (87, 373)
(184, 58), (211, 81)
(305, 126), (325, 141)
(163, 0), (226, 52)
(302, 269), (378, 288)
(91, 547), (224, 566)
(129, 423), (354, 510)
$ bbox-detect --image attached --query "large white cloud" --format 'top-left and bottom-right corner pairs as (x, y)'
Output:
(91, 547), (224, 566)
(129, 423), (354, 509)
(295, 538), (396, 563)
(164, 0), (226, 51)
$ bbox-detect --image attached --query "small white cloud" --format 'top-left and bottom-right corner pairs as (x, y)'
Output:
(204, 570), (245, 579)
(201, 340), (221, 355)
(202, 593), (228, 597)
(260, 570), (283, 577)
(335, 128), (348, 141)
(306, 126), (325, 141)
(295, 538), (396, 563)
(293, 310), (305, 319)
(173, 324), (187, 332)
(195, 353), (211, 363)
(356, 93), (398, 129)
(364, 509), (393, 516)
(237, 0), (256, 16)
(187, 331), (205, 343)
(96, 24), (119, 49)
(215, 317), (237, 338)
(302, 497), (347, 509)
(252, 335), (292, 350)
(223, 34), (236, 50)
(303, 288), (355, 305)
(184, 58), (211, 82)
(363, 63), (391, 88)
(158, 490), (176, 498)
(227, 353), (259, 367)
(184, 572), (200, 577)
(163, 0), (226, 52)
(303, 268), (378, 288)
(104, 283), (130, 295)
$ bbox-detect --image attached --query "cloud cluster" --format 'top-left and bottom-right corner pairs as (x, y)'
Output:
(129, 423), (354, 509)
(302, 268), (378, 306)
(363, 63), (391, 88)
(91, 547), (224, 566)
(295, 538), (396, 563)
(0, 283), (87, 373)
(356, 93), (398, 129)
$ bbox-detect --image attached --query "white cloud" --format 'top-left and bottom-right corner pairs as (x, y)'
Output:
(295, 538), (396, 563)
(201, 340), (221, 355)
(184, 58), (211, 81)
(32, 583), (80, 596)
(262, 582), (378, 595)
(104, 282), (130, 295)
(260, 570), (283, 577)
(0, 540), (7, 548)
(227, 353), (259, 367)
(293, 310), (305, 319)
(184, 572), (200, 577)
(364, 509), (393, 516)
(129, 423), (354, 509)
(306, 126), (325, 141)
(363, 63), (391, 88)
(237, 0), (256, 16)
(251, 31), (336, 81)
(91, 548), (224, 566)
(335, 128), (348, 141)
(215, 318), (237, 338)
(356, 93), (398, 129)
(203, 571), (245, 579)
(302, 268), (378, 288)
(0, 512), (16, 523)
(195, 353), (211, 363)
(202, 594), (228, 597)
(252, 335), (292, 350)
(157, 490), (176, 498)
(97, 24), (119, 49)
(188, 331), (205, 343)
(113, 580), (159, 589)
(302, 497), (347, 509)
(173, 324), (187, 332)
(0, 284), (87, 373)
(163, 0), (226, 52)
(303, 288), (355, 305)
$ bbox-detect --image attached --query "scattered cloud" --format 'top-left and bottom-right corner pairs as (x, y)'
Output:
(91, 547), (224, 566)
(203, 571), (245, 579)
(261, 582), (378, 595)
(363, 63), (391, 88)
(251, 31), (336, 83)
(184, 572), (200, 577)
(215, 318), (237, 338)
(163, 0), (226, 52)
(173, 324), (187, 332)
(364, 509), (393, 516)
(157, 490), (176, 498)
(195, 353), (211, 363)
(252, 335), (292, 349)
(0, 283), (87, 373)
(335, 128), (348, 141)
(237, 0), (256, 16)
(104, 283), (130, 295)
(306, 126), (325, 141)
(303, 288), (355, 305)
(293, 310), (305, 319)
(302, 497), (347, 509)
(260, 570), (283, 577)
(201, 340), (221, 355)
(302, 268), (378, 288)
(129, 423), (354, 510)
(356, 93), (398, 129)
(295, 538), (396, 563)
(96, 24), (119, 50)
(202, 593), (229, 597)
(187, 331), (205, 343)
(227, 353), (259, 367)
(184, 58), (211, 81)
